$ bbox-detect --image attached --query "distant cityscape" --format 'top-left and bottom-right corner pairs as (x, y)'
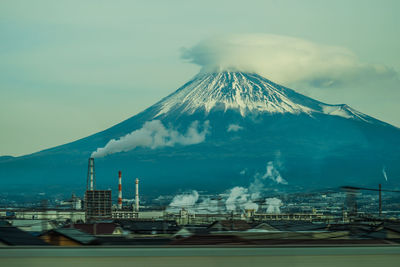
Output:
(1, 158), (400, 246)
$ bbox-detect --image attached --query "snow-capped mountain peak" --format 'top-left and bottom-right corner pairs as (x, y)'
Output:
(154, 71), (313, 117)
(152, 71), (375, 123)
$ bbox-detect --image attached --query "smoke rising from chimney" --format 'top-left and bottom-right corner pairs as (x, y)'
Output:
(91, 120), (210, 158)
(166, 190), (199, 213)
(265, 197), (282, 213)
(263, 161), (288, 185)
(166, 154), (286, 214)
(251, 155), (288, 187)
(225, 186), (259, 212)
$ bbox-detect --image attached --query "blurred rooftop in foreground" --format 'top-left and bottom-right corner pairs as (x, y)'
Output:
(1, 247), (400, 267)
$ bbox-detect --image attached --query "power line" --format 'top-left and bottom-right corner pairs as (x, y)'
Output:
(341, 186), (400, 193)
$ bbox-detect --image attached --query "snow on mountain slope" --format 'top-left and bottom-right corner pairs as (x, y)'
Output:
(1, 71), (399, 194)
(151, 71), (377, 124)
(153, 72), (313, 117)
(320, 104), (374, 123)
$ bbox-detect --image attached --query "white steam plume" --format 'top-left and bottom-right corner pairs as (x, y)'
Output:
(181, 34), (397, 88)
(91, 120), (210, 158)
(195, 198), (220, 214)
(225, 186), (258, 212)
(265, 198), (282, 214)
(166, 186), (283, 215)
(166, 190), (199, 213)
(263, 161), (288, 185)
(252, 159), (288, 186)
(227, 124), (243, 132)
(166, 186), (259, 214)
(166, 153), (287, 214)
(382, 166), (388, 181)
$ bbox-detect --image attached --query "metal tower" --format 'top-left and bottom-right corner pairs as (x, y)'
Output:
(87, 157), (96, 191)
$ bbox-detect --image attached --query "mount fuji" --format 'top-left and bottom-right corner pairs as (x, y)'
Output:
(1, 71), (400, 195)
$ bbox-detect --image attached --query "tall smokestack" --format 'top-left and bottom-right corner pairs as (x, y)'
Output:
(135, 178), (139, 212)
(87, 158), (95, 190)
(118, 171), (122, 210)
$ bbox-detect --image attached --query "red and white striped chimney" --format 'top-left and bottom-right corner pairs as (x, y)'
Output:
(118, 171), (122, 209)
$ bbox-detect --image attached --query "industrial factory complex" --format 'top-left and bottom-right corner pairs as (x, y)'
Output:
(1, 158), (400, 246)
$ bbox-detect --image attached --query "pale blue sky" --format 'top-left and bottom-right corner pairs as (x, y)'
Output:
(1, 0), (399, 156)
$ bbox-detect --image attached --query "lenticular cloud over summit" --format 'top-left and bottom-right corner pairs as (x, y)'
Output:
(181, 34), (396, 87)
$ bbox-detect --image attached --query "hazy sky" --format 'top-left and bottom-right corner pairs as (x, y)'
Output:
(1, 0), (399, 156)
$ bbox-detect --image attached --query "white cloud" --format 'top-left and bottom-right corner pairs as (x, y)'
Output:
(181, 34), (397, 88)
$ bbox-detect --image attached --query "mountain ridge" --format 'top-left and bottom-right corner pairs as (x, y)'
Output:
(148, 71), (389, 126)
(1, 71), (399, 195)
(12, 71), (397, 158)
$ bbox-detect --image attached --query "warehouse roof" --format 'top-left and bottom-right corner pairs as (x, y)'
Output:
(0, 226), (48, 246)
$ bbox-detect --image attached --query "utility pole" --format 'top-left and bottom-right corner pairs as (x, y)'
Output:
(341, 184), (400, 219)
(379, 184), (382, 217)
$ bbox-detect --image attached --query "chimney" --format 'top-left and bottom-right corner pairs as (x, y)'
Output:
(135, 178), (139, 212)
(87, 158), (95, 190)
(118, 171), (122, 210)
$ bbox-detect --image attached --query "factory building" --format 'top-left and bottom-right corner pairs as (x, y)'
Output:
(251, 211), (326, 222)
(83, 161), (142, 222)
(110, 170), (141, 219)
(84, 190), (112, 221)
(112, 209), (139, 219)
(84, 158), (112, 221)
(2, 210), (85, 223)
